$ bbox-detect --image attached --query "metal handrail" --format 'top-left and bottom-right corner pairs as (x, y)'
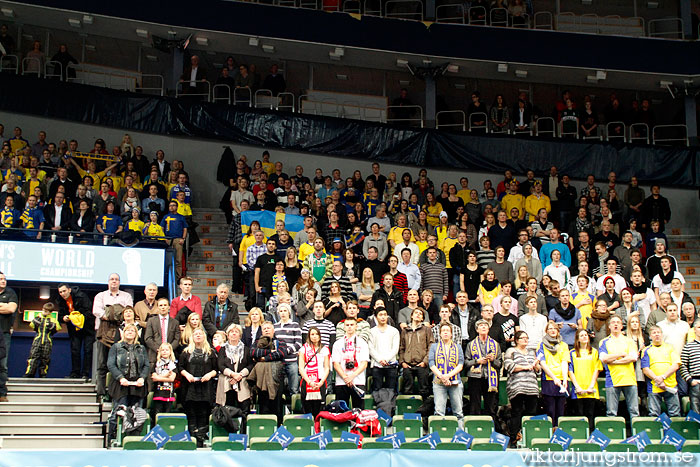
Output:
(361, 106), (384, 122)
(605, 121), (626, 143)
(298, 94), (316, 114)
(140, 74), (164, 96)
(435, 4), (464, 24)
(468, 6), (487, 25)
(510, 12), (530, 28)
(44, 60), (62, 80)
(277, 92), (295, 112)
(648, 17), (684, 39)
(342, 0), (361, 13)
(535, 117), (556, 137)
(342, 100), (362, 119)
(233, 87), (252, 107)
(436, 110), (466, 131)
(65, 63), (85, 85)
(489, 7), (508, 27)
(21, 57), (42, 77)
(0, 54), (18, 74)
(652, 124), (689, 146)
(212, 83), (232, 104)
(299, 0), (318, 9)
(386, 104), (423, 127)
(555, 11), (577, 31)
(534, 11), (553, 30)
(320, 98), (340, 117)
(628, 123), (650, 144)
(468, 111), (488, 133)
(363, 0), (382, 16)
(385, 0), (424, 21)
(254, 89), (275, 109)
(176, 79), (211, 102)
(559, 119), (579, 139)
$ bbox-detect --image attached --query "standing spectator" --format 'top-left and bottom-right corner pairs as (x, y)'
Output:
(202, 283), (240, 339)
(262, 64), (286, 96)
(57, 284), (94, 379)
(599, 316), (640, 419)
(390, 89), (415, 125)
(641, 325), (681, 416)
(92, 273), (133, 398)
(298, 327), (330, 417)
(178, 328), (217, 447)
(640, 185), (671, 232)
(144, 298), (181, 365)
(465, 320), (501, 422)
(680, 322), (700, 414)
(0, 24), (15, 55)
(24, 40), (45, 75)
(274, 304), (303, 395)
(50, 44), (78, 81)
(331, 317), (370, 409)
(160, 201), (188, 281)
(370, 274), (403, 325)
(254, 239), (278, 309)
(169, 277), (203, 321)
(179, 55), (208, 96)
(540, 228), (571, 269)
(301, 301), (336, 349)
(537, 321), (570, 426)
(568, 329), (602, 431)
(504, 330), (541, 447)
(420, 247), (449, 308)
(133, 283), (158, 327)
(399, 308), (433, 399)
(369, 308), (400, 392)
(429, 323), (465, 425)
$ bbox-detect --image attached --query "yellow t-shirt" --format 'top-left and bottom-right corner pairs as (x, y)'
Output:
(441, 237), (458, 269)
(299, 242), (321, 262)
(425, 203), (443, 227)
(76, 168), (106, 191)
(262, 161), (275, 176)
(641, 343), (680, 393)
(569, 348), (602, 398)
(538, 342), (570, 381)
(126, 219), (145, 232)
(571, 291), (595, 329)
(176, 200), (192, 217)
(416, 240), (428, 255)
(501, 193), (526, 220)
(457, 189), (471, 204)
(387, 226), (414, 245)
(599, 334), (637, 388)
(143, 223), (165, 237)
(478, 283), (501, 305)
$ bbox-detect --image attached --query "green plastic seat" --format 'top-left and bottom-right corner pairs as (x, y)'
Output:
(570, 441), (602, 452)
(631, 417), (663, 440)
(522, 417), (552, 448)
(163, 440), (197, 450)
(115, 418), (151, 446)
(670, 421), (700, 440)
(211, 437), (245, 451)
(287, 441), (321, 450)
(645, 444), (677, 453)
(320, 419), (351, 438)
(464, 415), (494, 439)
(122, 436), (157, 450)
(362, 440), (393, 449)
(606, 442), (638, 452)
(393, 416), (423, 439)
(531, 440), (564, 451)
(326, 441), (358, 449)
(283, 415), (315, 438)
(209, 414), (232, 442)
(682, 442), (700, 453)
(250, 441), (284, 450)
(291, 394), (303, 413)
(363, 394), (375, 410)
(156, 413), (189, 437)
(396, 395), (423, 415)
(247, 414), (279, 439)
(436, 442), (468, 450)
(401, 442), (431, 449)
(558, 417), (589, 439)
(472, 442), (504, 451)
(429, 416), (459, 439)
(595, 416), (626, 441)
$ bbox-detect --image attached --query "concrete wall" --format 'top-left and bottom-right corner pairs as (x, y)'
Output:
(1, 110), (698, 230)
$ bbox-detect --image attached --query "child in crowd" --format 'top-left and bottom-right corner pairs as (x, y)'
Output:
(150, 342), (177, 426)
(212, 331), (226, 353)
(24, 303), (60, 378)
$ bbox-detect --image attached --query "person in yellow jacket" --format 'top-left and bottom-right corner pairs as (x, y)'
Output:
(25, 303), (61, 377)
(525, 181), (552, 222)
(500, 180), (525, 220)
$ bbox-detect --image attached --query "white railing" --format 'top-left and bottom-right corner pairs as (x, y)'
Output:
(648, 17), (684, 39)
(139, 74), (164, 96)
(21, 57), (42, 77)
(233, 87), (252, 107)
(44, 60), (62, 80)
(175, 79), (211, 102)
(535, 117), (556, 138)
(212, 84), (231, 104)
(385, 0), (424, 21)
(386, 105), (423, 127)
(277, 92), (295, 112)
(605, 122), (626, 143)
(468, 111), (488, 133)
(254, 89), (276, 109)
(0, 55), (18, 74)
(436, 110), (466, 131)
(628, 123), (650, 144)
(435, 4), (464, 24)
(652, 124), (689, 146)
(534, 11), (553, 29)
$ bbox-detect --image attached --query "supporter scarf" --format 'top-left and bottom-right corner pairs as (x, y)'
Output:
(554, 302), (577, 321)
(481, 279), (499, 292)
(575, 216), (591, 233)
(659, 269), (674, 285)
(590, 308), (611, 333)
(542, 334), (561, 354)
(436, 340), (460, 384)
(302, 343), (322, 400)
(468, 337), (499, 392)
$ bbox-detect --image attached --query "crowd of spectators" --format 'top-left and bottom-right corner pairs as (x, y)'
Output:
(0, 125), (192, 279)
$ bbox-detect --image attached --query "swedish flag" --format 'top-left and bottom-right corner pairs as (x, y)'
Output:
(241, 210), (304, 238)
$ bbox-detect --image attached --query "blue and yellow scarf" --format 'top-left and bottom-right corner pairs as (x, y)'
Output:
(436, 341), (460, 384)
(468, 337), (499, 392)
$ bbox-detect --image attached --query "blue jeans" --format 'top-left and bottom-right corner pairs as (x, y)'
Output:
(433, 381), (464, 420)
(433, 295), (444, 309)
(689, 381), (700, 415)
(648, 390), (681, 417)
(452, 273), (461, 299)
(676, 370), (688, 397)
(0, 332), (10, 396)
(284, 361), (300, 395)
(605, 385), (639, 419)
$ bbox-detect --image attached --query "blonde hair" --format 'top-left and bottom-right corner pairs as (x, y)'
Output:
(180, 312), (204, 345)
(157, 342), (175, 361)
(184, 328), (211, 354)
(361, 267), (375, 289)
(120, 323), (140, 343)
(245, 307), (264, 327)
(226, 323), (243, 336)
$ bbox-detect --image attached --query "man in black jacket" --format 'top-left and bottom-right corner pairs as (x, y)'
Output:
(202, 283), (240, 339)
(57, 284), (95, 379)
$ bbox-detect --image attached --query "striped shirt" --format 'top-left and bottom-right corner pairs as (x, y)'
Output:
(301, 318), (336, 350)
(246, 243), (267, 270)
(419, 262), (449, 298)
(503, 347), (540, 399)
(274, 321), (303, 363)
(476, 250), (496, 270)
(321, 275), (355, 301)
(680, 339), (700, 382)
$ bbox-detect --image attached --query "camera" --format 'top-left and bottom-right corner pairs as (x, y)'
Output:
(345, 362), (355, 370)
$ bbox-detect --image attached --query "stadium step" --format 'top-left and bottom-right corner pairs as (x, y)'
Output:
(0, 435), (104, 449)
(667, 235), (700, 306)
(0, 424), (104, 436)
(6, 413), (103, 425)
(6, 392), (99, 404)
(7, 382), (96, 393)
(0, 401), (101, 413)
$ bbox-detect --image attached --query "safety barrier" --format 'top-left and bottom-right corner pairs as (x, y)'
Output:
(512, 124), (533, 136)
(605, 121), (626, 143)
(436, 110), (466, 131)
(364, 0), (381, 16)
(233, 87), (252, 107)
(139, 74), (165, 96)
(468, 112), (488, 133)
(255, 89), (276, 109)
(653, 124), (689, 146)
(44, 61), (62, 80)
(468, 6), (487, 25)
(277, 92), (295, 112)
(385, 0), (424, 21)
(435, 4), (464, 24)
(559, 120), (579, 139)
(175, 79), (211, 102)
(628, 123), (650, 144)
(21, 57), (42, 77)
(212, 83), (232, 104)
(386, 104), (423, 127)
(0, 54), (18, 74)
(648, 17), (684, 39)
(342, 0), (361, 13)
(534, 11), (553, 29)
(535, 117), (556, 138)
(489, 7), (508, 27)
(510, 12), (530, 28)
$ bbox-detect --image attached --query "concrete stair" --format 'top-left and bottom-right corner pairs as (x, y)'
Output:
(668, 234), (700, 306)
(0, 377), (104, 449)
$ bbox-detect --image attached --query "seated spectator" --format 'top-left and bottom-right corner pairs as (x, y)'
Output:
(95, 201), (122, 235)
